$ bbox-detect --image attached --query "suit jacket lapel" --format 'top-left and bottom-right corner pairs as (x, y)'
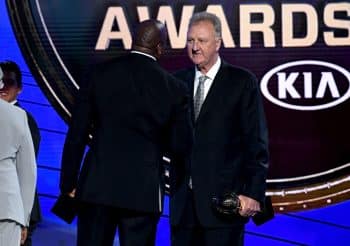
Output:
(183, 70), (196, 124)
(196, 62), (228, 122)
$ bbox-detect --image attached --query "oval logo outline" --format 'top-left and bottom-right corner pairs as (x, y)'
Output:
(260, 60), (350, 111)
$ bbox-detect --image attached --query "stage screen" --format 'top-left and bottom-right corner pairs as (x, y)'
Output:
(6, 0), (350, 212)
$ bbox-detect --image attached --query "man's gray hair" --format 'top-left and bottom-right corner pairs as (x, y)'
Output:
(189, 12), (222, 38)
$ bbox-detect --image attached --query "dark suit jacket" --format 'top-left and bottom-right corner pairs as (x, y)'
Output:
(16, 103), (42, 223)
(170, 60), (269, 227)
(60, 53), (192, 213)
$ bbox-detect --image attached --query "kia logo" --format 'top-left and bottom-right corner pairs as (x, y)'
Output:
(261, 60), (350, 111)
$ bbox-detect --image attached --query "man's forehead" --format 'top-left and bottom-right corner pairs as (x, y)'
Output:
(2, 70), (17, 80)
(190, 20), (214, 28)
(0, 71), (19, 89)
(188, 21), (215, 34)
(2, 70), (17, 84)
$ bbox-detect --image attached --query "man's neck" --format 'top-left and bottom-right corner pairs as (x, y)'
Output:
(131, 45), (157, 60)
(131, 50), (157, 61)
(197, 55), (219, 74)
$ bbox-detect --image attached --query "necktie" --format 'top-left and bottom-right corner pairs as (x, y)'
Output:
(194, 75), (207, 120)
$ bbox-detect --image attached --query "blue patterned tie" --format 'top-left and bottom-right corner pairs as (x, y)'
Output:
(194, 75), (207, 120)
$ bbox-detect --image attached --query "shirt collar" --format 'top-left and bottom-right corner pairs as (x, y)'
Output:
(195, 56), (221, 81)
(131, 50), (157, 61)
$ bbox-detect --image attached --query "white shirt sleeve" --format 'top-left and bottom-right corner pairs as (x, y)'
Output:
(16, 112), (37, 226)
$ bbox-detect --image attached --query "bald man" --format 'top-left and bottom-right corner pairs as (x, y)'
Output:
(59, 19), (193, 246)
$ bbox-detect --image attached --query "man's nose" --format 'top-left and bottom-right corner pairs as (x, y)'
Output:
(192, 41), (199, 52)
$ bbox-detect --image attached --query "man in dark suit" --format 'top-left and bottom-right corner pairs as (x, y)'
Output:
(0, 60), (42, 246)
(170, 12), (269, 246)
(59, 19), (192, 246)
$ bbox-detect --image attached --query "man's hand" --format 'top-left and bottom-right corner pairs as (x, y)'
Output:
(20, 227), (28, 245)
(238, 195), (261, 217)
(67, 189), (76, 198)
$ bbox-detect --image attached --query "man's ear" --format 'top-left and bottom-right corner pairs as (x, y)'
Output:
(215, 38), (222, 51)
(16, 87), (23, 95)
(156, 43), (163, 58)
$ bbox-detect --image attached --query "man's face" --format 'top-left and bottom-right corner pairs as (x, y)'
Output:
(186, 20), (221, 73)
(0, 71), (21, 103)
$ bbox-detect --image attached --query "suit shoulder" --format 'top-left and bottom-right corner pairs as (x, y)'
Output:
(94, 55), (129, 72)
(223, 62), (258, 88)
(167, 72), (189, 96)
(0, 99), (25, 117)
(82, 55), (129, 91)
(23, 110), (38, 126)
(224, 62), (256, 80)
(0, 100), (28, 133)
(173, 68), (192, 80)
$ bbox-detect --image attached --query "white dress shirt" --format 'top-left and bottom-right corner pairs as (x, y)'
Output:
(193, 57), (221, 99)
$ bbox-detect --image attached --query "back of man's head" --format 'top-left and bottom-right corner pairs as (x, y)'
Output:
(132, 19), (167, 59)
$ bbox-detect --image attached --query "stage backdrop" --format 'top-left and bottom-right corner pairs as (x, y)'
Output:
(6, 0), (350, 212)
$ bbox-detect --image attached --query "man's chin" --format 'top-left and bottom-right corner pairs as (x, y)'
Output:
(190, 57), (203, 64)
(194, 62), (205, 70)
(0, 94), (9, 102)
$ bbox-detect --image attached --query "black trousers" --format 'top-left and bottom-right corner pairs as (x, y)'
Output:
(77, 202), (160, 246)
(171, 189), (244, 246)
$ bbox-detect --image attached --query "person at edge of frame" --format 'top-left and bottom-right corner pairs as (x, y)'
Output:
(0, 60), (42, 246)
